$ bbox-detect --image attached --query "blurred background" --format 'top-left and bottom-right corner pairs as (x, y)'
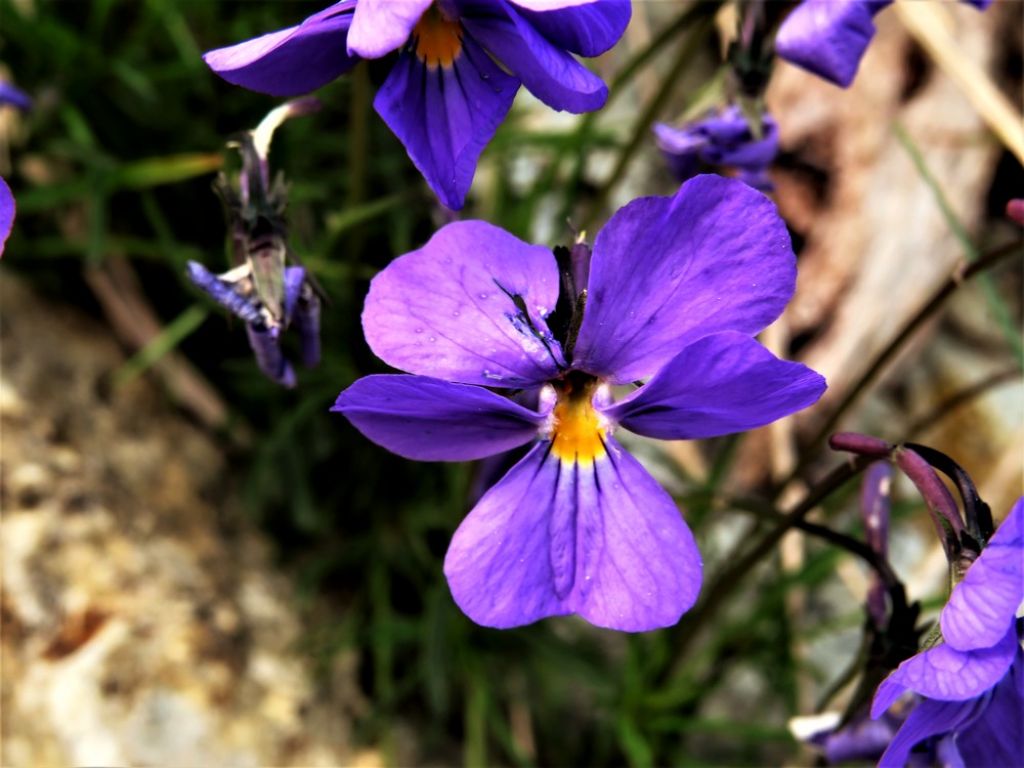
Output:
(1, 1), (1021, 765)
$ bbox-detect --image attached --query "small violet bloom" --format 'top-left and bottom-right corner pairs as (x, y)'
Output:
(0, 80), (32, 258)
(871, 498), (1024, 767)
(333, 174), (826, 631)
(775, 0), (992, 88)
(204, 0), (630, 211)
(187, 100), (322, 388)
(654, 106), (778, 191)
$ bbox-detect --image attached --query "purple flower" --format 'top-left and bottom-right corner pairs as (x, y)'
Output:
(654, 106), (778, 191)
(332, 175), (826, 630)
(871, 498), (1024, 767)
(0, 80), (32, 259)
(0, 177), (14, 259)
(203, 0), (629, 211)
(775, 0), (992, 88)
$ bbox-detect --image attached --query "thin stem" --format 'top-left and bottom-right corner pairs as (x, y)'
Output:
(791, 239), (1022, 484)
(667, 454), (877, 671)
(582, 15), (716, 230)
(558, 1), (715, 223)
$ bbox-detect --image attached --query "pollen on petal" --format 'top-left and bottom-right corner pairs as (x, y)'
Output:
(549, 376), (607, 465)
(413, 8), (463, 68)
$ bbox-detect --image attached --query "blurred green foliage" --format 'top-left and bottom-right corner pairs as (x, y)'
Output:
(2, 2), (986, 766)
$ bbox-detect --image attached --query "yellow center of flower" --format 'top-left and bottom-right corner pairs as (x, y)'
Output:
(550, 377), (607, 465)
(413, 7), (463, 69)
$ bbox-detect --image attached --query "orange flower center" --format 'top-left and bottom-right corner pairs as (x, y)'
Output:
(413, 7), (463, 69)
(549, 379), (607, 465)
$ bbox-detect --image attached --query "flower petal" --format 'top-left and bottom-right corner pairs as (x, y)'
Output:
(246, 325), (296, 388)
(0, 177), (14, 258)
(444, 437), (701, 631)
(509, 0), (630, 57)
(0, 82), (32, 111)
(572, 175), (796, 383)
(374, 32), (519, 210)
(941, 498), (1024, 651)
(956, 650), (1024, 767)
(876, 696), (980, 768)
(332, 374), (545, 461)
(604, 332), (825, 440)
(872, 626), (1019, 713)
(774, 0), (883, 88)
(363, 220), (564, 387)
(348, 0), (433, 58)
(203, 2), (359, 97)
(461, 1), (608, 113)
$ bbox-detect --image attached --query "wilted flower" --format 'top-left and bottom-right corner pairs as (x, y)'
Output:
(332, 175), (826, 631)
(871, 499), (1024, 767)
(203, 0), (630, 210)
(774, 0), (992, 88)
(654, 106), (778, 191)
(187, 99), (322, 388)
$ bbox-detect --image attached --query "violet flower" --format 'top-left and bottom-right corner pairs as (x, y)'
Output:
(332, 174), (826, 631)
(871, 498), (1024, 767)
(203, 0), (630, 211)
(775, 0), (992, 88)
(187, 100), (322, 388)
(0, 80), (32, 258)
(654, 106), (778, 191)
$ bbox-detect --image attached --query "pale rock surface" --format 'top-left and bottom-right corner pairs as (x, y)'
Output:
(1, 272), (363, 767)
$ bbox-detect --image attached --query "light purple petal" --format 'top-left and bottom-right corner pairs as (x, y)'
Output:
(509, 0), (630, 57)
(877, 697), (980, 768)
(604, 332), (825, 440)
(374, 32), (519, 210)
(444, 436), (702, 631)
(0, 82), (32, 111)
(348, 0), (432, 58)
(203, 2), (359, 97)
(282, 265), (306, 325)
(572, 175), (796, 383)
(0, 177), (14, 258)
(941, 499), (1024, 651)
(185, 260), (264, 326)
(774, 0), (883, 88)
(332, 374), (545, 461)
(956, 650), (1024, 767)
(363, 220), (563, 387)
(872, 626), (1019, 713)
(461, 1), (608, 113)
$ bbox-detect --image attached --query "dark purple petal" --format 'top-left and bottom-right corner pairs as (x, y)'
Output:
(653, 123), (705, 183)
(282, 265), (306, 325)
(774, 0), (883, 88)
(246, 325), (296, 387)
(508, 0), (630, 57)
(876, 696), (980, 768)
(956, 650), (1024, 767)
(572, 175), (796, 383)
(861, 461), (893, 627)
(0, 82), (32, 111)
(872, 626), (1018, 714)
(362, 220), (563, 387)
(0, 177), (14, 258)
(444, 437), (702, 631)
(186, 261), (264, 326)
(461, 1), (608, 113)
(374, 32), (519, 210)
(348, 0), (432, 58)
(295, 295), (321, 368)
(332, 374), (545, 461)
(203, 2), (359, 97)
(941, 498), (1024, 651)
(604, 332), (825, 440)
(821, 712), (899, 763)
